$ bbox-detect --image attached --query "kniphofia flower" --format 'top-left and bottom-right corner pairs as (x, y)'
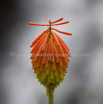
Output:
(28, 17), (72, 104)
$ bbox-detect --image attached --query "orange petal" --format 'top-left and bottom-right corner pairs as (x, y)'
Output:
(58, 64), (62, 72)
(68, 52), (71, 57)
(52, 21), (69, 26)
(30, 44), (35, 47)
(44, 26), (50, 32)
(60, 43), (68, 54)
(65, 54), (70, 62)
(36, 55), (42, 67)
(55, 32), (69, 51)
(30, 44), (38, 53)
(31, 32), (44, 45)
(57, 38), (69, 53)
(53, 43), (59, 63)
(32, 45), (42, 62)
(65, 68), (67, 73)
(62, 56), (68, 64)
(28, 22), (48, 26)
(58, 46), (65, 57)
(33, 62), (37, 70)
(45, 56), (49, 68)
(47, 39), (51, 61)
(51, 30), (60, 47)
(66, 64), (68, 68)
(30, 34), (46, 53)
(34, 70), (36, 73)
(50, 35), (54, 54)
(33, 36), (46, 54)
(42, 32), (50, 51)
(54, 48), (59, 63)
(45, 17), (50, 22)
(30, 54), (34, 59)
(52, 28), (72, 36)
(51, 55), (54, 62)
(51, 18), (63, 23)
(63, 61), (66, 70)
(34, 55), (38, 62)
(42, 42), (49, 64)
(42, 54), (46, 64)
(50, 35), (55, 62)
(52, 58), (57, 70)
(54, 55), (59, 63)
(32, 27), (49, 45)
(31, 59), (34, 63)
(59, 56), (63, 67)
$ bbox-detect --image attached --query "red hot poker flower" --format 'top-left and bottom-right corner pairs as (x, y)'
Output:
(28, 17), (72, 99)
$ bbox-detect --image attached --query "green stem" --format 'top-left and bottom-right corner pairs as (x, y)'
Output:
(49, 89), (54, 104)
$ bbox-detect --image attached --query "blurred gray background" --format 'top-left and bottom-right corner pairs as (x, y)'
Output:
(0, 0), (103, 104)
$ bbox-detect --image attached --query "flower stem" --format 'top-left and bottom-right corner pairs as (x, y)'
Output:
(49, 89), (54, 104)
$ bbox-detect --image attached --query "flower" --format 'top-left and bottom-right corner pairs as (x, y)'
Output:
(29, 17), (72, 96)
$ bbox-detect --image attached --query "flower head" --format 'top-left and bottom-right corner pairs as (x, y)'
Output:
(29, 17), (72, 96)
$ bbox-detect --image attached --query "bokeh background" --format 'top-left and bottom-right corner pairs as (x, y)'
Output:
(0, 0), (103, 104)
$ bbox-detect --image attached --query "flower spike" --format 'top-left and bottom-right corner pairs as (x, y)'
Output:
(28, 17), (72, 104)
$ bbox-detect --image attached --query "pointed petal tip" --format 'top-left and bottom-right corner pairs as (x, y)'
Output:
(30, 44), (34, 48)
(28, 22), (32, 25)
(69, 33), (72, 35)
(45, 17), (50, 22)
